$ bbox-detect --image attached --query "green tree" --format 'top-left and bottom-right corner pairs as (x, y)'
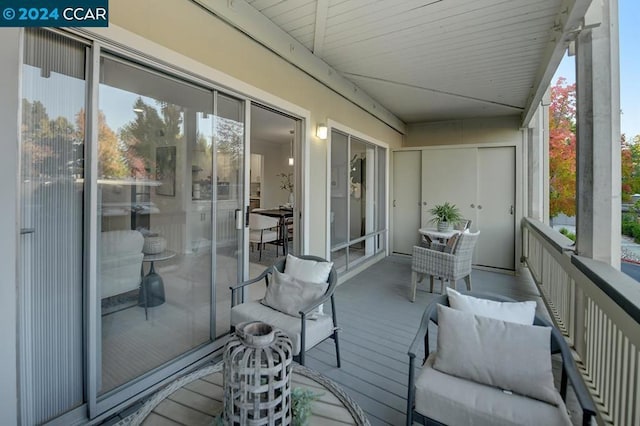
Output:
(76, 108), (128, 179)
(621, 134), (640, 199)
(119, 97), (183, 177)
(21, 99), (82, 179)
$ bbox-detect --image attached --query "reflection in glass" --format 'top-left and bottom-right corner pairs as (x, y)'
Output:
(213, 94), (244, 337)
(330, 130), (349, 248)
(98, 56), (214, 393)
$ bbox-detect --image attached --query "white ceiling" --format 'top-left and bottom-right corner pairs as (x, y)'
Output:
(243, 0), (576, 125)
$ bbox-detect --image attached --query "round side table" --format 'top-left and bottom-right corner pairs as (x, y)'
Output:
(139, 250), (175, 319)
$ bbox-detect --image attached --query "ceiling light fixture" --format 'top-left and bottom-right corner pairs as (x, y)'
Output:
(316, 123), (328, 140)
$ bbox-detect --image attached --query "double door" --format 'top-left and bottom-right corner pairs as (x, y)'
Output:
(393, 146), (515, 270)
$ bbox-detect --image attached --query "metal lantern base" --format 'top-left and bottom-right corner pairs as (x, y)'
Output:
(224, 322), (293, 426)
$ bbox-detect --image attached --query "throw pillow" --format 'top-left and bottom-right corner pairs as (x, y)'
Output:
(284, 254), (333, 284)
(262, 269), (328, 318)
(433, 305), (558, 405)
(446, 288), (536, 325)
(443, 233), (459, 254)
(421, 234), (433, 248)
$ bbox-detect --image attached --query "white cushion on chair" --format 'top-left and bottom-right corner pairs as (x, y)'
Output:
(446, 288), (536, 325)
(434, 305), (557, 405)
(262, 269), (328, 317)
(231, 301), (334, 355)
(284, 254), (333, 283)
(416, 353), (571, 426)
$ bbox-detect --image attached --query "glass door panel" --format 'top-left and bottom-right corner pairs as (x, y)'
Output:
(97, 55), (214, 393)
(213, 93), (245, 337)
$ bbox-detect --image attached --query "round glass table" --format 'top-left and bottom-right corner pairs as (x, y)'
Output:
(120, 362), (370, 426)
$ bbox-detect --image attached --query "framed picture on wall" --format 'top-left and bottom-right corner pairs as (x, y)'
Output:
(156, 146), (176, 197)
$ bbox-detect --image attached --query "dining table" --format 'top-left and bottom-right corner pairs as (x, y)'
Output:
(255, 208), (294, 255)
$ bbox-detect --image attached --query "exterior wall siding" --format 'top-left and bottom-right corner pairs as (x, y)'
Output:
(405, 116), (522, 147)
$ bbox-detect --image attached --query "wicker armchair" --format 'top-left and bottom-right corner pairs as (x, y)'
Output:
(410, 231), (480, 301)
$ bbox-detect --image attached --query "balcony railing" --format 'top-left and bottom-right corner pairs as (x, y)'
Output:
(521, 218), (640, 426)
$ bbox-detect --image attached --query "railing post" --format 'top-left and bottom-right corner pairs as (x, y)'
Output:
(573, 283), (586, 357)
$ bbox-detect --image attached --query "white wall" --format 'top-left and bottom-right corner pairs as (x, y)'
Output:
(0, 27), (20, 426)
(252, 140), (292, 208)
(396, 116), (524, 269)
(405, 116), (522, 147)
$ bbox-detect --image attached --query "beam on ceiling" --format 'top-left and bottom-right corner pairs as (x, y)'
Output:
(521, 0), (593, 126)
(313, 0), (329, 57)
(191, 0), (407, 134)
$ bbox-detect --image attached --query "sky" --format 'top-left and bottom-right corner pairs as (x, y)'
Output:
(552, 0), (640, 138)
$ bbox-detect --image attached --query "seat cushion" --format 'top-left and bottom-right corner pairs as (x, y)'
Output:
(231, 301), (334, 355)
(415, 353), (571, 426)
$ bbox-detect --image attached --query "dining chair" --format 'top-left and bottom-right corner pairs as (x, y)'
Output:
(249, 213), (280, 260)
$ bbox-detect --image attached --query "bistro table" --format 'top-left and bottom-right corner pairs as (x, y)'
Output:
(121, 362), (370, 426)
(418, 227), (461, 243)
(255, 208), (294, 256)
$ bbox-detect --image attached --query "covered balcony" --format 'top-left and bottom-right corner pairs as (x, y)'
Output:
(1, 0), (638, 425)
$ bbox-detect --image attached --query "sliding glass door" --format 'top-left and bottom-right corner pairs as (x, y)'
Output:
(96, 54), (246, 397)
(330, 129), (387, 271)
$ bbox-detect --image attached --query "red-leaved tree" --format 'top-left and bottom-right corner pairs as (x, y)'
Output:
(549, 78), (577, 218)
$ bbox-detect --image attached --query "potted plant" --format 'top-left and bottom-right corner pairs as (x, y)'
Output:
(278, 172), (294, 206)
(429, 202), (462, 232)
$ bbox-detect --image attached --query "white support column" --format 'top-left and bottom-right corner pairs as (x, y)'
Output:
(527, 92), (550, 223)
(575, 0), (621, 267)
(0, 28), (21, 426)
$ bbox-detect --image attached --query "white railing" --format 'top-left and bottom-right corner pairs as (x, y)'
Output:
(522, 218), (640, 426)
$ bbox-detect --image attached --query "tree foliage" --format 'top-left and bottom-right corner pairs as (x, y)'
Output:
(549, 78), (640, 214)
(21, 99), (83, 179)
(549, 78), (577, 218)
(621, 134), (640, 200)
(119, 97), (183, 178)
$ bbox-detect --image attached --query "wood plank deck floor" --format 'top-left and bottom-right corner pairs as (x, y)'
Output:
(111, 255), (582, 425)
(304, 255), (582, 426)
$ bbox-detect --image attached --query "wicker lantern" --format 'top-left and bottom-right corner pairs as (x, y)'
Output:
(224, 322), (293, 426)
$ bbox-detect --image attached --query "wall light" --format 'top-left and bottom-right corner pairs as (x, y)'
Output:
(316, 123), (328, 140)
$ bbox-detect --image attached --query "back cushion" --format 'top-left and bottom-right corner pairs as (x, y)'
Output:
(446, 288), (536, 325)
(434, 305), (558, 405)
(262, 269), (328, 317)
(284, 254), (333, 284)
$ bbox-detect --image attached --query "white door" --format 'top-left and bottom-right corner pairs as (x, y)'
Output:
(392, 151), (421, 254)
(421, 148), (478, 229)
(476, 147), (515, 270)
